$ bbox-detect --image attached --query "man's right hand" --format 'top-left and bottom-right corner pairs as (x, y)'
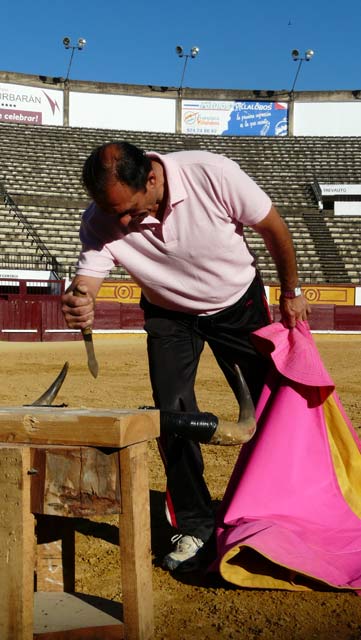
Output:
(61, 276), (103, 330)
(61, 285), (94, 330)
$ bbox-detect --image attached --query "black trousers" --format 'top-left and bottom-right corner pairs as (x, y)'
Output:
(141, 275), (271, 542)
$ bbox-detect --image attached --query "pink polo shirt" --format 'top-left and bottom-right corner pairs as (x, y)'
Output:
(76, 150), (271, 315)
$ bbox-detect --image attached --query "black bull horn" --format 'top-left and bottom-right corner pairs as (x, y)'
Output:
(27, 363), (256, 446)
(159, 365), (256, 445)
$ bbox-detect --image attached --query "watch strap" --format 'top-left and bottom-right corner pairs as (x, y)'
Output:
(281, 286), (302, 299)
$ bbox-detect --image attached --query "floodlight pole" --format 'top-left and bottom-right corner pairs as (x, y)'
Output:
(65, 48), (76, 83)
(63, 37), (87, 83)
(175, 45), (200, 133)
(175, 45), (200, 95)
(62, 37), (86, 127)
(291, 59), (303, 94)
(180, 56), (190, 92)
(290, 48), (315, 95)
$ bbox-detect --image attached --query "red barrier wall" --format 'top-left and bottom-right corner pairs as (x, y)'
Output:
(0, 298), (144, 341)
(0, 298), (360, 341)
(270, 304), (337, 331)
(0, 299), (41, 342)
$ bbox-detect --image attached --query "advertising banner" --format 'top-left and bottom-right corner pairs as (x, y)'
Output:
(69, 92), (176, 132)
(182, 100), (288, 136)
(0, 83), (63, 126)
(294, 102), (361, 136)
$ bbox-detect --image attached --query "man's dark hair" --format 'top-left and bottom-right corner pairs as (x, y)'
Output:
(82, 141), (152, 200)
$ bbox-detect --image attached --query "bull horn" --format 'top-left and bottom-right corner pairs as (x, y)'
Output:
(208, 364), (256, 445)
(159, 365), (256, 446)
(28, 362), (69, 406)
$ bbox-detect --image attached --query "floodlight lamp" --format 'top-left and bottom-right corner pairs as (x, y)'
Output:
(77, 38), (86, 49)
(191, 46), (199, 58)
(175, 45), (183, 57)
(305, 49), (314, 61)
(291, 49), (299, 60)
(63, 37), (71, 48)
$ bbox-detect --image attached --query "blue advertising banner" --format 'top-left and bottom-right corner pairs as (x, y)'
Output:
(182, 100), (288, 136)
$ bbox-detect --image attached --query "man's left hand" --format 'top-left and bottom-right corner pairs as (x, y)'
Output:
(279, 293), (311, 329)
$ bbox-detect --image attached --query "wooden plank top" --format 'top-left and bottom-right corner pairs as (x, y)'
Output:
(0, 407), (159, 448)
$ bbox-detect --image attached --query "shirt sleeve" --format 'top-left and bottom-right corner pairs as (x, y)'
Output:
(76, 245), (114, 278)
(75, 203), (116, 278)
(220, 157), (272, 225)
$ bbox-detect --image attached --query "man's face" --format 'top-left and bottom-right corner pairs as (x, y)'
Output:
(96, 176), (160, 228)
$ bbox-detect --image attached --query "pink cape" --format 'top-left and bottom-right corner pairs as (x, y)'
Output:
(215, 321), (361, 591)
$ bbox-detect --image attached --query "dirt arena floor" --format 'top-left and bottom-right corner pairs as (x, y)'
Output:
(1, 332), (360, 639)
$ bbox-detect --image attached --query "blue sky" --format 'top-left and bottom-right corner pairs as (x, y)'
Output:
(2, 0), (361, 92)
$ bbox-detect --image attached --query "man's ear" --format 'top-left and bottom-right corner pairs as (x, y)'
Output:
(147, 170), (157, 186)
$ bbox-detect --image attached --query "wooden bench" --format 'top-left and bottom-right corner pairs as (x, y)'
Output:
(0, 406), (159, 640)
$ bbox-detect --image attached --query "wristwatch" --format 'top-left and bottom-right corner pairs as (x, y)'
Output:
(280, 286), (302, 299)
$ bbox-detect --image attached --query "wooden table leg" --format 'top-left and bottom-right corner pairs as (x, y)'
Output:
(0, 447), (35, 640)
(119, 442), (154, 640)
(36, 516), (75, 593)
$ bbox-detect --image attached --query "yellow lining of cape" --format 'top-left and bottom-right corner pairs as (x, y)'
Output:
(220, 545), (341, 591)
(324, 394), (361, 518)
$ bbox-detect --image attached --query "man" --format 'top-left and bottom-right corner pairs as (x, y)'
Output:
(62, 141), (310, 572)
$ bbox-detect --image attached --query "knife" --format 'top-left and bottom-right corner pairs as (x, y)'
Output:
(73, 288), (99, 378)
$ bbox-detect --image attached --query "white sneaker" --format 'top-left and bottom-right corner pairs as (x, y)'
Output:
(163, 534), (204, 572)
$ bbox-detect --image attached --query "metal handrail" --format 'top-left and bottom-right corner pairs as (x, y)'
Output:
(0, 182), (64, 279)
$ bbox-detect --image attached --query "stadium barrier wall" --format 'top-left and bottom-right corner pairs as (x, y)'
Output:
(0, 280), (360, 341)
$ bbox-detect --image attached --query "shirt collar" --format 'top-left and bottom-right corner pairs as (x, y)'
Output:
(146, 151), (187, 208)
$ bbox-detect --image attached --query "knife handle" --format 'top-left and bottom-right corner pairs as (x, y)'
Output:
(73, 287), (93, 334)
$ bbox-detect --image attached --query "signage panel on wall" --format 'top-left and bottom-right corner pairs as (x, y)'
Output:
(320, 184), (361, 196)
(0, 270), (52, 279)
(0, 83), (63, 126)
(294, 102), (361, 136)
(182, 100), (288, 136)
(69, 92), (176, 132)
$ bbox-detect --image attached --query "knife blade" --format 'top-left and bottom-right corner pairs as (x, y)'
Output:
(81, 326), (99, 378)
(74, 288), (99, 378)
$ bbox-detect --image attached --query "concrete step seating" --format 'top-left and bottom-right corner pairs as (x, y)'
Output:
(1, 122), (361, 283)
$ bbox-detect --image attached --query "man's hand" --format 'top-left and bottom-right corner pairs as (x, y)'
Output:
(279, 293), (311, 329)
(61, 276), (103, 330)
(61, 285), (95, 330)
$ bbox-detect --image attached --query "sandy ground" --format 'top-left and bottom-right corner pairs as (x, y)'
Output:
(1, 333), (361, 640)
